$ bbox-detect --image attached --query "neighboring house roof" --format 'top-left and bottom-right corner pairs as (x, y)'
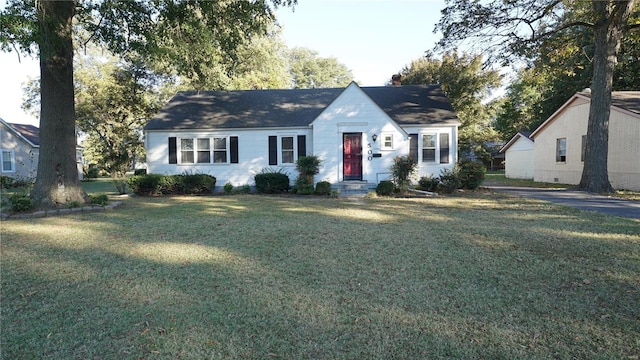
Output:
(500, 131), (533, 153)
(531, 91), (640, 138)
(145, 83), (460, 131)
(0, 117), (40, 147)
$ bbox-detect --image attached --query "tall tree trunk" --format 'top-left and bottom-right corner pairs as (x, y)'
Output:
(579, 0), (635, 193)
(32, 0), (88, 208)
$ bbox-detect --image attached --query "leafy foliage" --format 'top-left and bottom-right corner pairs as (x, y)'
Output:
(400, 52), (502, 162)
(375, 180), (395, 196)
(457, 161), (486, 190)
(315, 181), (332, 196)
(255, 169), (290, 194)
(390, 155), (417, 193)
(289, 47), (353, 89)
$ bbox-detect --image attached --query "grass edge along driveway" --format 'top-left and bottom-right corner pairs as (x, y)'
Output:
(2, 194), (639, 359)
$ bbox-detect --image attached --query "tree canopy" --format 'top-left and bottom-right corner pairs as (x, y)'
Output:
(400, 52), (502, 164)
(0, 0), (296, 207)
(436, 0), (640, 193)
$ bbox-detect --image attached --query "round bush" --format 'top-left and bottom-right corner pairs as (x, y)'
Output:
(418, 175), (440, 192)
(315, 181), (332, 196)
(255, 172), (290, 193)
(376, 180), (395, 196)
(10, 194), (33, 212)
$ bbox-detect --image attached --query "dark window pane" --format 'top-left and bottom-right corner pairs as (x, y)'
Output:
(214, 151), (227, 163)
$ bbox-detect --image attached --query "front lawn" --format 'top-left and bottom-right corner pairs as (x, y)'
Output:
(2, 194), (638, 359)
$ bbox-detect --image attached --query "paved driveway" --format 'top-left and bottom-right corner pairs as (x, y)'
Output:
(487, 186), (640, 219)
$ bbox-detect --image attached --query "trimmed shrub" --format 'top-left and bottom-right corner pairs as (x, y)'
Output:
(89, 194), (109, 206)
(293, 177), (315, 195)
(376, 180), (395, 196)
(9, 193), (33, 212)
(128, 174), (165, 195)
(179, 174), (216, 194)
(223, 182), (234, 194)
(255, 171), (290, 194)
(458, 161), (486, 189)
(315, 181), (332, 195)
(418, 175), (440, 192)
(232, 184), (251, 194)
(438, 168), (461, 194)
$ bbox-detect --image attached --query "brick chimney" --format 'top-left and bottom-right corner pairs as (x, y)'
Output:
(391, 74), (402, 86)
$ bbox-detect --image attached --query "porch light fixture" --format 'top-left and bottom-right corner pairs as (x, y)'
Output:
(371, 134), (378, 142)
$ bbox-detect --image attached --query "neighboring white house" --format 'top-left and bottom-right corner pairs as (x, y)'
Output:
(0, 117), (84, 181)
(1, 117), (39, 180)
(500, 131), (534, 179)
(144, 82), (461, 191)
(530, 91), (640, 191)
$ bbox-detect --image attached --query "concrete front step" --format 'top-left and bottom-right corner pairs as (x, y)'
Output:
(334, 181), (376, 196)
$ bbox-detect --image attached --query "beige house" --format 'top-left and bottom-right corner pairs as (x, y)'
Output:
(530, 91), (640, 191)
(500, 131), (534, 179)
(1, 117), (84, 181)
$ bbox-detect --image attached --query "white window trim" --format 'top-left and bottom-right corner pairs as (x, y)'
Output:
(1, 149), (16, 173)
(380, 133), (394, 150)
(421, 133), (438, 163)
(178, 136), (231, 165)
(278, 135), (297, 165)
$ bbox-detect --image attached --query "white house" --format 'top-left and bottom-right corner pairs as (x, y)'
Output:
(144, 82), (461, 191)
(500, 131), (534, 179)
(0, 117), (84, 182)
(530, 91), (640, 191)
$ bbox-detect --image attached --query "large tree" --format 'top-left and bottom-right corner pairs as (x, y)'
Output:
(400, 52), (502, 164)
(437, 0), (640, 193)
(288, 47), (353, 89)
(0, 0), (294, 208)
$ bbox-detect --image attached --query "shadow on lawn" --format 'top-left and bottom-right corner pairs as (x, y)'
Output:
(2, 194), (639, 359)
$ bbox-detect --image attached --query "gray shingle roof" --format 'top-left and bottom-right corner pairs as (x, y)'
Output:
(145, 84), (460, 131)
(611, 91), (640, 115)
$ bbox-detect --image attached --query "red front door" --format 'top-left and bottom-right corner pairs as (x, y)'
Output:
(343, 133), (362, 180)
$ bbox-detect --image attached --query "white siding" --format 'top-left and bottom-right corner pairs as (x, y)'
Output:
(146, 128), (311, 187)
(504, 136), (534, 179)
(312, 83), (457, 184)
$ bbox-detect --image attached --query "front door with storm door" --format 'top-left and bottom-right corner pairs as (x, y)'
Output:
(343, 133), (362, 181)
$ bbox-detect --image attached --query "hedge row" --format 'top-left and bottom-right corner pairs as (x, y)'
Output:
(128, 174), (217, 196)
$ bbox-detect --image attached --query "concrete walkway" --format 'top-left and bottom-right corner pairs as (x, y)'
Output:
(487, 186), (640, 219)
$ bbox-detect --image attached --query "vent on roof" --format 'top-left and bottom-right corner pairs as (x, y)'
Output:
(582, 87), (591, 94)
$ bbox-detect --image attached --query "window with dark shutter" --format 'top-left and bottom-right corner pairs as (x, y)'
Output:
(409, 134), (418, 162)
(230, 136), (239, 164)
(440, 133), (450, 164)
(297, 135), (306, 158)
(168, 137), (177, 164)
(268, 136), (277, 165)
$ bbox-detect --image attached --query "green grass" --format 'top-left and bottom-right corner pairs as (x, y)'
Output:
(484, 171), (572, 188)
(484, 171), (640, 200)
(81, 177), (121, 194)
(2, 194), (639, 359)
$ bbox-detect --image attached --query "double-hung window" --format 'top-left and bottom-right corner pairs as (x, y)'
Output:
(213, 137), (228, 163)
(422, 134), (436, 162)
(1, 150), (14, 172)
(197, 138), (211, 163)
(281, 136), (294, 164)
(556, 138), (567, 162)
(180, 139), (195, 164)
